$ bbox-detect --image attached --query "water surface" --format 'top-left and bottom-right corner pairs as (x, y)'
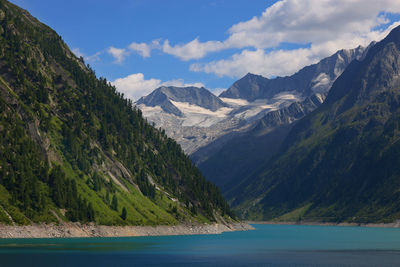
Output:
(1, 224), (400, 266)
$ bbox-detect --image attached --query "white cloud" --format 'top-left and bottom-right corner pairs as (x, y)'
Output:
(128, 42), (151, 58)
(224, 0), (400, 49)
(191, 20), (400, 78)
(191, 48), (315, 78)
(86, 51), (103, 62)
(112, 73), (161, 101)
(166, 0), (400, 77)
(107, 46), (129, 63)
(72, 48), (103, 62)
(128, 40), (161, 58)
(87, 0), (400, 79)
(190, 0), (400, 78)
(161, 79), (205, 88)
(162, 38), (226, 61)
(112, 73), (205, 101)
(72, 48), (85, 58)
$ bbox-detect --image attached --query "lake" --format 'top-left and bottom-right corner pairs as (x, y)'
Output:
(1, 224), (400, 266)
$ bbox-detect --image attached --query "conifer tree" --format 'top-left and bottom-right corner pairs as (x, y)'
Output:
(121, 207), (127, 220)
(111, 195), (118, 211)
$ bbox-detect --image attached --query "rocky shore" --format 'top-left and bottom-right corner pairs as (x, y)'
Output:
(0, 222), (254, 238)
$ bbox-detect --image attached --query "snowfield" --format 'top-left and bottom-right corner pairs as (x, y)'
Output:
(138, 91), (305, 154)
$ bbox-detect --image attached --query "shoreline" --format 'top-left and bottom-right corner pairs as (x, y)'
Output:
(0, 222), (254, 239)
(247, 220), (400, 228)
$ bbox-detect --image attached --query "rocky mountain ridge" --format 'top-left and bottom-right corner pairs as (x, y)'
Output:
(220, 45), (371, 101)
(137, 86), (228, 117)
(138, 46), (368, 156)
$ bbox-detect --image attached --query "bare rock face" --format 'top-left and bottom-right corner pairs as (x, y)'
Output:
(137, 86), (228, 117)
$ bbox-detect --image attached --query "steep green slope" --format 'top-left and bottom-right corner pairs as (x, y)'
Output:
(231, 25), (400, 223)
(0, 0), (233, 226)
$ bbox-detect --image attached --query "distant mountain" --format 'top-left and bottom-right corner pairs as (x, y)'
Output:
(220, 46), (370, 101)
(0, 0), (233, 226)
(138, 46), (369, 156)
(194, 93), (326, 192)
(229, 25), (400, 224)
(137, 86), (228, 117)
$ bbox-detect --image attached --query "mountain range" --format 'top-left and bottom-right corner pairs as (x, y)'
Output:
(138, 41), (370, 189)
(220, 45), (369, 101)
(227, 25), (400, 223)
(138, 44), (369, 157)
(139, 25), (400, 224)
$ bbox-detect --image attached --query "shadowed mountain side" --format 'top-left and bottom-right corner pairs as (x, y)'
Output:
(194, 94), (325, 194)
(228, 25), (400, 223)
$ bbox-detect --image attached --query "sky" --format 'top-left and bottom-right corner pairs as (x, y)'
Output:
(9, 0), (400, 101)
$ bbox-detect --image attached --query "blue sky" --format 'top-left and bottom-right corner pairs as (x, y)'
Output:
(9, 0), (400, 100)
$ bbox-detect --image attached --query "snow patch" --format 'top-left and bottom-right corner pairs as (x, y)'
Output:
(170, 100), (232, 117)
(272, 91), (303, 102)
(220, 97), (250, 106)
(311, 73), (331, 93)
(170, 100), (233, 127)
(232, 92), (303, 120)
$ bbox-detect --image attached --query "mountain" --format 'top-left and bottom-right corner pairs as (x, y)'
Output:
(138, 46), (368, 157)
(229, 25), (400, 223)
(137, 86), (227, 117)
(194, 93), (326, 192)
(220, 45), (370, 101)
(0, 0), (233, 226)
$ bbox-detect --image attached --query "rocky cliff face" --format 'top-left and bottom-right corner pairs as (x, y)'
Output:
(137, 86), (228, 117)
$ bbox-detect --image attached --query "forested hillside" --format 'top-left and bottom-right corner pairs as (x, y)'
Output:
(0, 0), (233, 226)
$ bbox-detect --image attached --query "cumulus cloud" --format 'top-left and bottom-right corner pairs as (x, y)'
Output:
(192, 20), (400, 78)
(128, 43), (151, 58)
(112, 73), (161, 101)
(224, 0), (400, 49)
(93, 0), (400, 78)
(162, 38), (226, 61)
(171, 0), (400, 77)
(191, 48), (315, 78)
(128, 40), (161, 58)
(107, 46), (129, 63)
(112, 73), (205, 101)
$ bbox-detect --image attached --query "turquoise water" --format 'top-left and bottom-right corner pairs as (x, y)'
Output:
(1, 224), (400, 266)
